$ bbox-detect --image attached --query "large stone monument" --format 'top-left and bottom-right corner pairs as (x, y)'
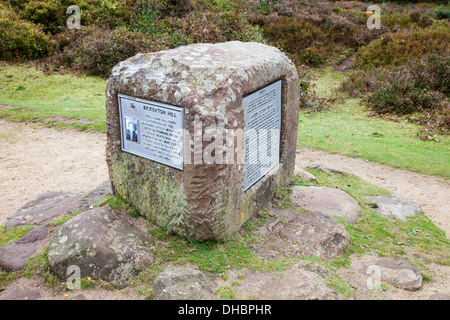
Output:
(105, 41), (300, 241)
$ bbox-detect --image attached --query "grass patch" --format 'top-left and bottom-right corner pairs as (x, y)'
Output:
(46, 211), (83, 227)
(298, 98), (450, 178)
(0, 224), (34, 247)
(295, 168), (450, 266)
(0, 62), (106, 132)
(23, 244), (61, 290)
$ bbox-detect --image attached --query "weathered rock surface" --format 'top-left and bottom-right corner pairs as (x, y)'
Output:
(258, 211), (350, 260)
(368, 194), (423, 221)
(77, 180), (112, 210)
(48, 206), (155, 289)
(152, 264), (217, 300)
(362, 258), (422, 291)
(0, 242), (37, 271)
(0, 225), (49, 271)
(292, 186), (362, 224)
(5, 181), (112, 231)
(258, 263), (340, 300)
(0, 289), (41, 300)
(294, 166), (317, 182)
(5, 192), (83, 231)
(106, 41), (300, 241)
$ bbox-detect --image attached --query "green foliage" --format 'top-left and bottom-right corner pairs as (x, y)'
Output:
(47, 211), (82, 227)
(354, 21), (450, 70)
(74, 25), (155, 77)
(23, 245), (62, 289)
(0, 224), (34, 247)
(435, 6), (450, 20)
(0, 3), (52, 60)
(343, 52), (449, 133)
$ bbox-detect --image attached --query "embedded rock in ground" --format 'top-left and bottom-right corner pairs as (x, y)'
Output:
(48, 206), (155, 289)
(258, 263), (340, 300)
(0, 225), (49, 272)
(5, 192), (83, 231)
(294, 166), (317, 182)
(0, 289), (41, 300)
(152, 264), (217, 300)
(77, 180), (112, 211)
(292, 186), (362, 224)
(5, 182), (112, 231)
(259, 211), (349, 260)
(362, 258), (422, 291)
(0, 242), (37, 271)
(368, 194), (423, 221)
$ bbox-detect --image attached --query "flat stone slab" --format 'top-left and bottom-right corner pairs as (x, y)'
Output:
(258, 263), (340, 300)
(5, 181), (112, 231)
(0, 289), (41, 300)
(362, 258), (422, 291)
(48, 206), (155, 289)
(292, 186), (362, 224)
(368, 194), (423, 221)
(0, 225), (49, 272)
(257, 211), (350, 260)
(294, 166), (317, 182)
(152, 264), (217, 300)
(0, 242), (37, 272)
(5, 192), (83, 231)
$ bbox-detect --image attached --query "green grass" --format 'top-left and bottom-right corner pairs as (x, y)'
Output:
(295, 168), (450, 265)
(298, 98), (450, 178)
(300, 67), (450, 178)
(0, 62), (106, 132)
(0, 224), (34, 247)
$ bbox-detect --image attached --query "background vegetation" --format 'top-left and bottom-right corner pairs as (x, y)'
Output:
(0, 0), (449, 173)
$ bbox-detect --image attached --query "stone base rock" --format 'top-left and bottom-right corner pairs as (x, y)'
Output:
(0, 289), (41, 300)
(258, 263), (340, 300)
(0, 225), (49, 272)
(368, 194), (423, 221)
(294, 166), (317, 182)
(5, 192), (83, 231)
(292, 186), (362, 224)
(152, 264), (217, 300)
(5, 181), (112, 231)
(257, 211), (350, 260)
(361, 258), (422, 291)
(48, 206), (155, 289)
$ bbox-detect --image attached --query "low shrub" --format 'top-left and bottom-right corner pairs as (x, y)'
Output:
(0, 3), (52, 60)
(435, 6), (450, 20)
(50, 25), (156, 77)
(342, 52), (450, 132)
(354, 21), (450, 70)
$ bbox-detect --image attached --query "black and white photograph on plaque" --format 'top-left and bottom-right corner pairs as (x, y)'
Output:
(125, 118), (139, 143)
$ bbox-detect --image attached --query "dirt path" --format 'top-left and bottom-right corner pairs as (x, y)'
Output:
(296, 148), (450, 237)
(0, 120), (109, 226)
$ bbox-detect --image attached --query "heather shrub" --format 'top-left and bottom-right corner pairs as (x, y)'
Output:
(342, 52), (450, 132)
(50, 25), (155, 77)
(435, 6), (450, 20)
(354, 21), (450, 70)
(0, 3), (52, 60)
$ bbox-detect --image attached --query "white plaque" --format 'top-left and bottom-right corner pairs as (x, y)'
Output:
(243, 80), (282, 191)
(118, 94), (184, 170)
